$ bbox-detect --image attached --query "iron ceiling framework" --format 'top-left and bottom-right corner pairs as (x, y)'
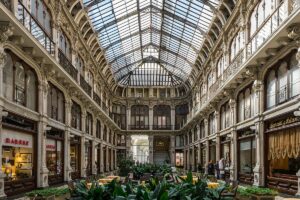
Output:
(84, 0), (219, 86)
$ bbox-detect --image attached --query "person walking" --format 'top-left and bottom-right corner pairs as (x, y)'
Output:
(219, 158), (225, 180)
(207, 160), (215, 176)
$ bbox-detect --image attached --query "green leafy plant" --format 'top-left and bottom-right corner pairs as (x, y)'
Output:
(117, 158), (135, 176)
(237, 186), (278, 197)
(26, 187), (69, 197)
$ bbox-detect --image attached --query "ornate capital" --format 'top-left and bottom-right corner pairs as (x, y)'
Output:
(287, 23), (300, 41)
(0, 21), (13, 44)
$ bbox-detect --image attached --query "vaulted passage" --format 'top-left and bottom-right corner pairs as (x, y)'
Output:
(0, 0), (300, 198)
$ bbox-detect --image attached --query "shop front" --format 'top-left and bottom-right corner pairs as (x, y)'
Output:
(95, 144), (100, 174)
(46, 129), (64, 185)
(220, 136), (231, 179)
(2, 114), (37, 196)
(209, 140), (216, 163)
(237, 128), (256, 184)
(175, 150), (184, 168)
(266, 114), (299, 195)
(70, 135), (81, 180)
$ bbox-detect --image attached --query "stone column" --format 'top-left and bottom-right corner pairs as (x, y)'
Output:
(229, 98), (237, 180)
(91, 141), (96, 175)
(296, 170), (300, 196)
(148, 135), (154, 163)
(149, 105), (153, 130)
(171, 105), (175, 130)
(0, 107), (7, 198)
(198, 143), (201, 172)
(64, 100), (72, 181)
(127, 106), (131, 130)
(126, 135), (131, 159)
(110, 148), (114, 171)
(191, 146), (195, 171)
(186, 147), (190, 171)
(253, 80), (265, 186)
(114, 149), (117, 170)
(80, 137), (86, 177)
(99, 143), (104, 173)
(169, 135), (175, 166)
(205, 140), (209, 171)
(106, 146), (109, 172)
(216, 135), (220, 162)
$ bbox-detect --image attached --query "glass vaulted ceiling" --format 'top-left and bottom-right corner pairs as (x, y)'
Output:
(84, 0), (219, 86)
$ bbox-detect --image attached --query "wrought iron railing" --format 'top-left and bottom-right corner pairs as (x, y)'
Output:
(17, 1), (55, 55)
(152, 125), (173, 130)
(1, 0), (11, 10)
(93, 92), (101, 106)
(58, 49), (78, 81)
(129, 125), (150, 130)
(80, 75), (92, 96)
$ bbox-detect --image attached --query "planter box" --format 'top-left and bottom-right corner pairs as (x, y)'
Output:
(29, 195), (55, 200)
(236, 194), (275, 200)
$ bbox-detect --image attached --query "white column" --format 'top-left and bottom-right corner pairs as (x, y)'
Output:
(91, 141), (96, 175)
(171, 105), (175, 130)
(99, 143), (104, 173)
(229, 99), (237, 180)
(64, 100), (72, 181)
(0, 107), (6, 198)
(149, 105), (153, 130)
(106, 146), (109, 172)
(80, 137), (86, 177)
(127, 107), (131, 130)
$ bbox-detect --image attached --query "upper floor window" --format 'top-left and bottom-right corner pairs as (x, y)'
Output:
(71, 101), (81, 130)
(220, 102), (231, 130)
(207, 71), (215, 88)
(3, 51), (37, 111)
(238, 85), (255, 122)
(200, 120), (205, 139)
(175, 104), (188, 130)
(208, 112), (215, 135)
(103, 125), (107, 141)
(153, 105), (171, 130)
(47, 83), (65, 123)
(217, 56), (226, 77)
(230, 31), (244, 61)
(194, 126), (198, 141)
(131, 105), (149, 129)
(266, 51), (300, 109)
(86, 112), (93, 135)
(96, 120), (101, 139)
(86, 71), (93, 86)
(59, 32), (71, 59)
(250, 0), (278, 37)
(176, 135), (184, 147)
(75, 55), (84, 74)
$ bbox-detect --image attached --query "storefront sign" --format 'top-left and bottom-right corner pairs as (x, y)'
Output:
(2, 129), (33, 148)
(46, 139), (56, 151)
(269, 116), (300, 129)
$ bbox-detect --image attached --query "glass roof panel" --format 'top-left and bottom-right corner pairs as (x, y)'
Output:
(84, 0), (219, 86)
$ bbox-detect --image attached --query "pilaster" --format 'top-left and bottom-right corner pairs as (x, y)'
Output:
(0, 107), (7, 198)
(99, 143), (104, 173)
(64, 129), (72, 181)
(171, 105), (175, 130)
(91, 141), (96, 175)
(170, 135), (175, 166)
(80, 136), (86, 177)
(106, 146), (109, 172)
(149, 105), (153, 130)
(148, 135), (154, 163)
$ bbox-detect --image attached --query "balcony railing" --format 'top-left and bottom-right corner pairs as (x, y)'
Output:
(152, 125), (173, 130)
(17, 1), (55, 55)
(129, 125), (150, 130)
(93, 92), (101, 106)
(80, 75), (92, 96)
(58, 49), (78, 81)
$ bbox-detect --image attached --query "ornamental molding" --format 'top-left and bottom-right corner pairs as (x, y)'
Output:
(287, 23), (300, 42)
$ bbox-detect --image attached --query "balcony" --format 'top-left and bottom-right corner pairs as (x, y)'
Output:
(152, 125), (173, 130)
(17, 1), (55, 55)
(1, 0), (10, 10)
(58, 49), (78, 81)
(93, 92), (101, 106)
(129, 125), (150, 130)
(80, 75), (92, 96)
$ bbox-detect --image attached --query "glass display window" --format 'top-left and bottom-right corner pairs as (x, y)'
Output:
(175, 151), (184, 167)
(70, 135), (81, 179)
(46, 139), (63, 176)
(1, 129), (34, 181)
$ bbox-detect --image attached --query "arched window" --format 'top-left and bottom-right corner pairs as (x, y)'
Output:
(265, 50), (300, 109)
(130, 105), (149, 129)
(230, 31), (244, 62)
(290, 54), (300, 97)
(208, 112), (215, 135)
(96, 120), (101, 139)
(86, 112), (93, 135)
(47, 83), (65, 123)
(220, 102), (231, 130)
(2, 51), (38, 110)
(217, 56), (226, 77)
(3, 53), (13, 101)
(200, 120), (205, 139)
(207, 71), (214, 88)
(71, 101), (81, 130)
(238, 84), (255, 122)
(153, 105), (171, 130)
(29, 0), (52, 35)
(59, 31), (71, 59)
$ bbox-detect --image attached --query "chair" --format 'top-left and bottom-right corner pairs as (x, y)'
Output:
(219, 180), (239, 200)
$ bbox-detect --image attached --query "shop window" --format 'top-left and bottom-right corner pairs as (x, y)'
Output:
(209, 141), (216, 162)
(86, 112), (93, 135)
(2, 128), (35, 195)
(238, 136), (256, 181)
(3, 51), (37, 111)
(266, 51), (300, 109)
(46, 130), (64, 185)
(70, 136), (81, 179)
(71, 101), (81, 130)
(221, 136), (231, 170)
(47, 83), (65, 123)
(96, 120), (101, 139)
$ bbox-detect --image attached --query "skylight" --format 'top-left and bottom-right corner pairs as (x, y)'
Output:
(84, 0), (219, 86)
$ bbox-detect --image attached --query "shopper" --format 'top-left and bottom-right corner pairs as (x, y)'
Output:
(207, 160), (215, 175)
(219, 158), (225, 180)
